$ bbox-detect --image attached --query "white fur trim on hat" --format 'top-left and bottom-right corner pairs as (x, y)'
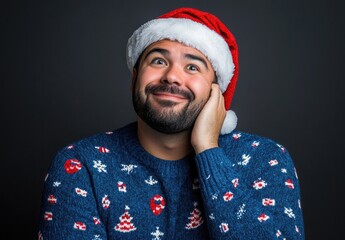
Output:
(221, 110), (237, 135)
(127, 18), (235, 93)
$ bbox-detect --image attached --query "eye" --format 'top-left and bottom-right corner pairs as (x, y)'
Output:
(151, 58), (166, 65)
(186, 64), (199, 72)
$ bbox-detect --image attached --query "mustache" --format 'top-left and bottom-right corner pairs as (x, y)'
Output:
(145, 84), (194, 101)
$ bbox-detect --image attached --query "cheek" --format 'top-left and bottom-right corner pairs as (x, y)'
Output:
(136, 69), (162, 90)
(189, 80), (212, 100)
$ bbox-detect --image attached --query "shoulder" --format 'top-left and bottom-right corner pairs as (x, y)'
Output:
(219, 130), (295, 167)
(219, 130), (300, 186)
(53, 122), (137, 164)
(220, 130), (287, 151)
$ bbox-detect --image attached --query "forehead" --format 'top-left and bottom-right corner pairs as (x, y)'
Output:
(142, 39), (211, 63)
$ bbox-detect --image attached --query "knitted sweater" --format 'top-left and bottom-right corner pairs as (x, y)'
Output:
(38, 122), (305, 239)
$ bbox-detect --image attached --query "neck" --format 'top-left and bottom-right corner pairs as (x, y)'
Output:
(136, 118), (193, 160)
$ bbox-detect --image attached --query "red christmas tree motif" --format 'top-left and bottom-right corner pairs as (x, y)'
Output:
(185, 202), (204, 229)
(114, 205), (136, 233)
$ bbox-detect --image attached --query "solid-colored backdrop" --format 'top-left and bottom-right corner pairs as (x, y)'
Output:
(3, 0), (344, 239)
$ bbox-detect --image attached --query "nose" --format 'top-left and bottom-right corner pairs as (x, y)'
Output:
(161, 64), (183, 85)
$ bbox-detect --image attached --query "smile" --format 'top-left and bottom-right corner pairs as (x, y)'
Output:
(152, 92), (188, 101)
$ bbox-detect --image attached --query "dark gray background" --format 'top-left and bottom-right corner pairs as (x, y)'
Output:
(3, 0), (344, 239)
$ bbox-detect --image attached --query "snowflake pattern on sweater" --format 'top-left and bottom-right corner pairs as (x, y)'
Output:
(38, 122), (305, 239)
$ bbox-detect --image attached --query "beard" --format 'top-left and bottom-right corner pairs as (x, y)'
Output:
(132, 82), (207, 134)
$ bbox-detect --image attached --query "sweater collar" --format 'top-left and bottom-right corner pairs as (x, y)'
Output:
(121, 122), (194, 178)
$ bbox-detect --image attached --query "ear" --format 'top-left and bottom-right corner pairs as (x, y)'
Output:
(130, 68), (137, 92)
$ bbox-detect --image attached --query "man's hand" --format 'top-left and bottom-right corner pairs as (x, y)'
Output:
(191, 84), (226, 154)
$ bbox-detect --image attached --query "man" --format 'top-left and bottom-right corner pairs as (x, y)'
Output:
(38, 7), (305, 239)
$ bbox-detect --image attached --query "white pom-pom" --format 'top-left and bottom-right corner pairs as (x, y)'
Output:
(220, 110), (238, 135)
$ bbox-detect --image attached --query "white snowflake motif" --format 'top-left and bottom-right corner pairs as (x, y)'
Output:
(209, 213), (215, 220)
(121, 164), (138, 174)
(151, 227), (164, 240)
(93, 160), (107, 173)
(193, 178), (200, 190)
(211, 193), (218, 200)
(284, 207), (295, 218)
(92, 235), (102, 240)
(53, 181), (61, 187)
(238, 154), (251, 166)
(236, 204), (246, 219)
(145, 176), (158, 185)
(281, 168), (287, 173)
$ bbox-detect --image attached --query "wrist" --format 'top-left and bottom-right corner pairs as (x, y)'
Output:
(193, 143), (219, 155)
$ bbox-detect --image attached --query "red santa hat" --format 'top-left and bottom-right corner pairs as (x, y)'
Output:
(126, 7), (239, 134)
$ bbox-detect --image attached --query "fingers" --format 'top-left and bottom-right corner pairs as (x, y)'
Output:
(191, 83), (226, 154)
(211, 84), (226, 118)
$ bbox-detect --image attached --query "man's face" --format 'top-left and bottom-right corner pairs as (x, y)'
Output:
(132, 39), (215, 134)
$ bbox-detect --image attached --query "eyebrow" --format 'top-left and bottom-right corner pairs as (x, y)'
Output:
(143, 48), (169, 61)
(185, 53), (209, 70)
(143, 47), (209, 69)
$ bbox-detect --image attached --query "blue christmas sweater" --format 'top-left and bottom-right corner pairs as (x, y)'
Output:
(38, 122), (305, 239)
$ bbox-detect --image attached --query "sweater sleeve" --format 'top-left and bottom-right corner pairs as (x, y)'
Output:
(38, 147), (107, 240)
(195, 143), (305, 239)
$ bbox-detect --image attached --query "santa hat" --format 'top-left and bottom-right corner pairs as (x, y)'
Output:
(126, 7), (239, 134)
